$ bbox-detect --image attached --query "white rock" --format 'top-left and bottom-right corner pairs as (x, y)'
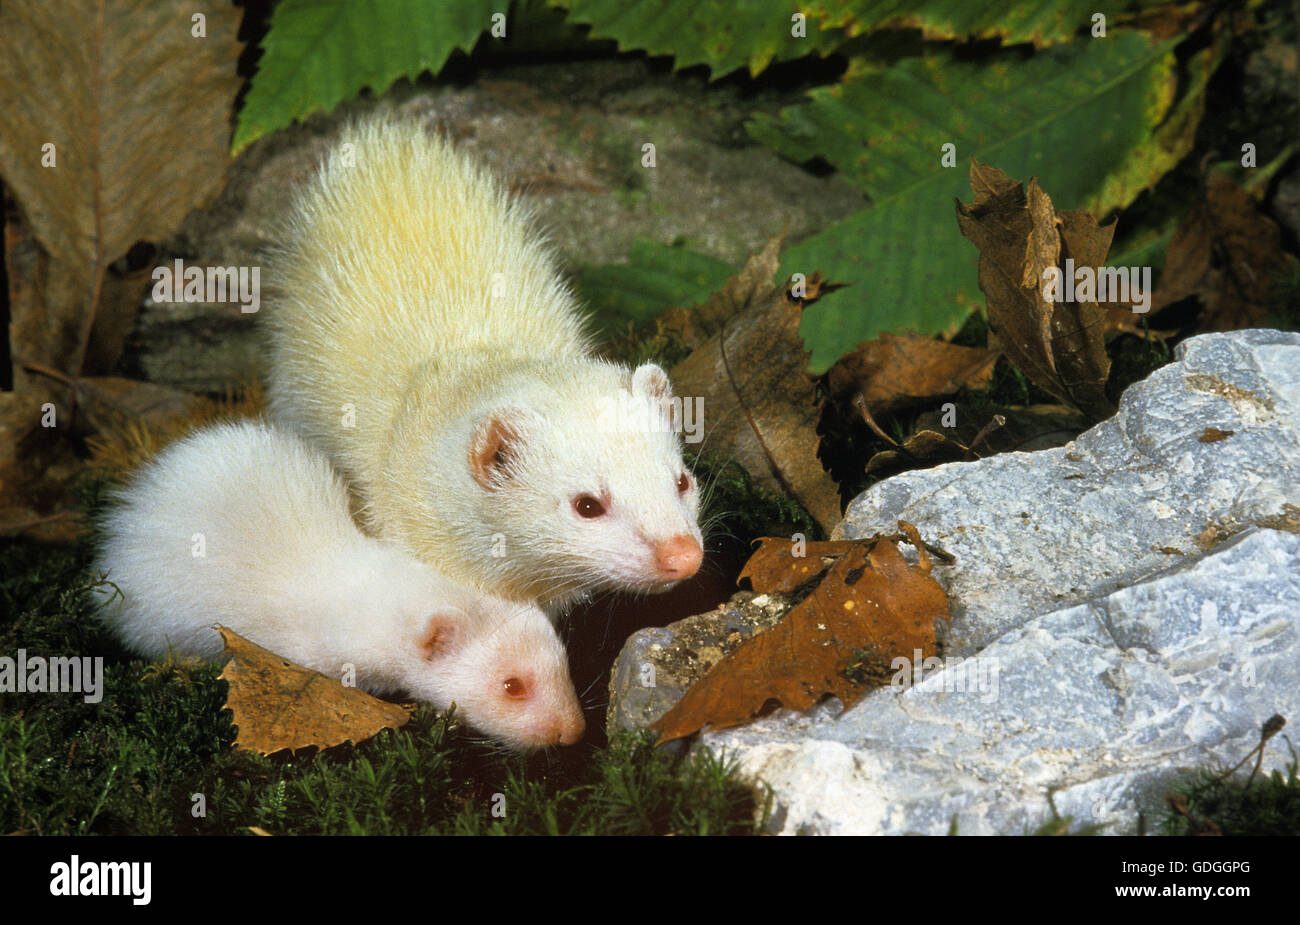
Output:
(611, 330), (1300, 834)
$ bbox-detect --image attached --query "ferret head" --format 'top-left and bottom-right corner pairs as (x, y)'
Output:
(395, 588), (585, 752)
(466, 361), (704, 602)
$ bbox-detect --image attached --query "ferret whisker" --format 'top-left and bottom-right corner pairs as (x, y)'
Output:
(579, 673), (604, 700)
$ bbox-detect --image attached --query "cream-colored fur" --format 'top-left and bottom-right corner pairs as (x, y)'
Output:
(266, 116), (702, 609)
(93, 420), (584, 751)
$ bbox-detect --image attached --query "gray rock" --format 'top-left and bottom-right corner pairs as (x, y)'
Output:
(609, 591), (793, 734)
(609, 329), (1300, 834)
(705, 527), (1299, 835)
(835, 328), (1300, 656)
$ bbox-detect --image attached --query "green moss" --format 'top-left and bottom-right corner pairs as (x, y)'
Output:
(1159, 741), (1300, 836)
(451, 730), (767, 835)
(0, 523), (765, 835)
(688, 450), (822, 548)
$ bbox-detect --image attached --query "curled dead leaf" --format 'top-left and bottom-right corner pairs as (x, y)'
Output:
(652, 528), (949, 744)
(955, 161), (1115, 422)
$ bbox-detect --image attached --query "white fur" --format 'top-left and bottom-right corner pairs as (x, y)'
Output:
(93, 420), (584, 751)
(265, 115), (703, 610)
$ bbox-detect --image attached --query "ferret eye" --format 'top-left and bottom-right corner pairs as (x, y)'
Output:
(676, 473), (691, 494)
(573, 494), (606, 518)
(503, 677), (527, 698)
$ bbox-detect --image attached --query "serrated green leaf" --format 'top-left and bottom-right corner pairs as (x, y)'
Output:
(804, 0), (1135, 47)
(552, 0), (1169, 80)
(576, 239), (733, 334)
(760, 31), (1207, 372)
(233, 0), (496, 153)
(751, 33), (1185, 211)
(553, 0), (846, 78)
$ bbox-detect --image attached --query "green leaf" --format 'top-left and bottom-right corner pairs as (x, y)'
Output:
(575, 239), (733, 334)
(802, 0), (1138, 47)
(553, 0), (846, 78)
(552, 0), (1169, 79)
(758, 31), (1203, 372)
(233, 0), (496, 153)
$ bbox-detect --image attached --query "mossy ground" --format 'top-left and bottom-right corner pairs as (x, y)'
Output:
(0, 475), (767, 836)
(1159, 743), (1300, 837)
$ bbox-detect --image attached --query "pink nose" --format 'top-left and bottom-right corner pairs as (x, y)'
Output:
(556, 712), (586, 746)
(654, 534), (703, 581)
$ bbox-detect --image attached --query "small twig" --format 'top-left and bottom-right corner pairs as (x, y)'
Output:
(16, 358), (76, 388)
(1217, 713), (1286, 785)
(969, 414), (1006, 453)
(919, 539), (956, 565)
(851, 393), (899, 447)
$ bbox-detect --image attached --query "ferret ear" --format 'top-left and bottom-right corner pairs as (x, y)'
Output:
(418, 614), (460, 661)
(631, 363), (673, 401)
(469, 410), (525, 489)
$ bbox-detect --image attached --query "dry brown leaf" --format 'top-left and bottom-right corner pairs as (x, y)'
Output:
(739, 538), (871, 593)
(955, 161), (1115, 422)
(0, 376), (260, 544)
(2, 211), (91, 395)
(1053, 209), (1117, 416)
(1150, 169), (1299, 329)
(0, 0), (242, 388)
(955, 166), (1061, 397)
(655, 232), (786, 351)
(82, 263), (157, 376)
(651, 529), (948, 744)
(218, 627), (412, 756)
(671, 253), (842, 532)
(826, 332), (998, 417)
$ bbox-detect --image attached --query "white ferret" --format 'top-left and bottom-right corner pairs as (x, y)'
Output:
(266, 115), (703, 611)
(93, 419), (585, 751)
